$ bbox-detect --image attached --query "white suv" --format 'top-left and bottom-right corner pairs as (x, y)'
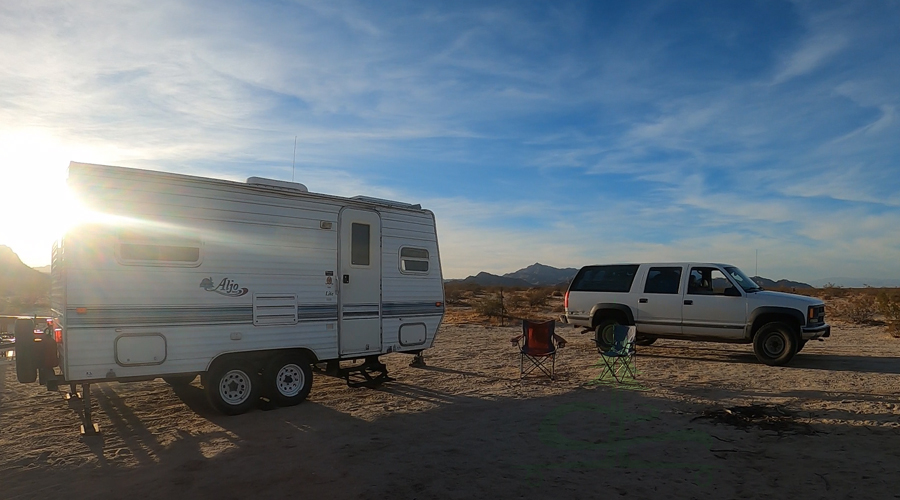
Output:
(562, 263), (830, 366)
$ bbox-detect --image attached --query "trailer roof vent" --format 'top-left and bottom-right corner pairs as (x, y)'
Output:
(351, 195), (421, 210)
(246, 177), (309, 193)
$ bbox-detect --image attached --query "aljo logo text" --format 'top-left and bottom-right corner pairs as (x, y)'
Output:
(200, 277), (248, 297)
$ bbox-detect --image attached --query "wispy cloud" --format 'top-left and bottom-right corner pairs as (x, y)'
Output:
(1, 0), (899, 284)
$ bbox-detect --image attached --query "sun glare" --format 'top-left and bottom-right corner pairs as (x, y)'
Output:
(0, 129), (106, 267)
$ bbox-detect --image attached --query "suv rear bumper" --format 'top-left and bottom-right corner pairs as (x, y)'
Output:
(561, 314), (590, 327)
(801, 323), (831, 340)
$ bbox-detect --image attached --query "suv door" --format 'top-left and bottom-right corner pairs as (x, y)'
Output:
(682, 266), (747, 339)
(635, 265), (685, 335)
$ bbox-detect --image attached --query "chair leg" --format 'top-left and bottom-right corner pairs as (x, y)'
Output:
(521, 354), (555, 379)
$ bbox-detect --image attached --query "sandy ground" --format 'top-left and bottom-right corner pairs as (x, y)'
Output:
(2, 319), (900, 499)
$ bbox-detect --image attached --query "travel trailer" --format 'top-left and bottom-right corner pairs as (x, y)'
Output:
(15, 162), (444, 427)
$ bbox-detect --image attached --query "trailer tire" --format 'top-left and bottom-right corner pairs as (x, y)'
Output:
(264, 354), (313, 407)
(15, 319), (37, 384)
(205, 360), (260, 415)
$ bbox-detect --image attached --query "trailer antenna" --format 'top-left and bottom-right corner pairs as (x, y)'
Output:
(291, 135), (297, 182)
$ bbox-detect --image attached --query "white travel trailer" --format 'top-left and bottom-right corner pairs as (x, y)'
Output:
(17, 162), (444, 424)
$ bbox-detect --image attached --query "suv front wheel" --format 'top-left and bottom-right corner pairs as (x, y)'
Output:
(753, 322), (798, 366)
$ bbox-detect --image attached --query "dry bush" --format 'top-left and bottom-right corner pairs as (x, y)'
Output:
(474, 295), (504, 319)
(829, 293), (878, 324)
(444, 286), (465, 305)
(876, 291), (900, 337)
(525, 288), (551, 307)
(504, 293), (525, 310)
(819, 283), (849, 300)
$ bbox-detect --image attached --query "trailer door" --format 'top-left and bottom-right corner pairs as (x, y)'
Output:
(338, 208), (382, 356)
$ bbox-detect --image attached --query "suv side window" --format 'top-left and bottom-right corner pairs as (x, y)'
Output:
(570, 264), (640, 293)
(688, 267), (734, 295)
(643, 267), (682, 294)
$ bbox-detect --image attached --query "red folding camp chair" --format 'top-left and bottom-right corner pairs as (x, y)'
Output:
(511, 319), (566, 379)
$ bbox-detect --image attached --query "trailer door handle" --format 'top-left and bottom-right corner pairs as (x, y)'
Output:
(639, 298), (648, 303)
(684, 300), (693, 305)
(343, 274), (350, 284)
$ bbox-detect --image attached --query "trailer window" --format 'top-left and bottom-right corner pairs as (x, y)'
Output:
(117, 230), (201, 267)
(351, 223), (370, 266)
(120, 244), (200, 263)
(400, 247), (429, 274)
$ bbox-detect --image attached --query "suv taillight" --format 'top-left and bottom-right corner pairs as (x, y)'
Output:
(564, 290), (569, 310)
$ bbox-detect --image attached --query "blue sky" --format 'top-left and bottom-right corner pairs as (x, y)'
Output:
(1, 0), (899, 285)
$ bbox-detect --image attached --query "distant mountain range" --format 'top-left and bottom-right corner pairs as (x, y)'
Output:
(810, 277), (900, 288)
(750, 276), (812, 289)
(448, 263), (578, 287)
(449, 263), (817, 289)
(0, 246), (51, 314)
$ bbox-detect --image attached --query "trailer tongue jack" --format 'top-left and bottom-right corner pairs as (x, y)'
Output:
(78, 384), (101, 436)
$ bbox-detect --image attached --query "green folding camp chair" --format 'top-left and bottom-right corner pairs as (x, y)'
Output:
(597, 325), (636, 383)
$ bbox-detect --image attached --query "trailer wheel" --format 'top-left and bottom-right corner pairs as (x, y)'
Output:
(264, 354), (313, 407)
(205, 361), (260, 415)
(15, 319), (37, 384)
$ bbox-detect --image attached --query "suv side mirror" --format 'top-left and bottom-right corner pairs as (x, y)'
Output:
(724, 286), (741, 297)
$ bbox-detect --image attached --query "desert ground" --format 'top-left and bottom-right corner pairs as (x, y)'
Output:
(2, 309), (900, 499)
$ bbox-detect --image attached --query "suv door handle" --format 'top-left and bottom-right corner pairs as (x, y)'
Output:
(639, 298), (648, 303)
(684, 299), (693, 305)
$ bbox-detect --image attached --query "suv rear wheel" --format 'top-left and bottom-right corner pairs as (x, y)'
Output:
(753, 322), (798, 366)
(595, 318), (620, 351)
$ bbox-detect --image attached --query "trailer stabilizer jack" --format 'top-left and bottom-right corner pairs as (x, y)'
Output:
(319, 356), (393, 388)
(78, 384), (100, 437)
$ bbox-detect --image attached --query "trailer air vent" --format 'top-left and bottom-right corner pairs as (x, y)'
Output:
(246, 177), (309, 193)
(350, 196), (421, 209)
(253, 294), (299, 326)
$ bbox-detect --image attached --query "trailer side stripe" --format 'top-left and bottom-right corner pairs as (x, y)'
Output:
(67, 305), (340, 327)
(382, 301), (445, 318)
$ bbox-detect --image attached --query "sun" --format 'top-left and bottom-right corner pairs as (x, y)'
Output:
(0, 130), (94, 267)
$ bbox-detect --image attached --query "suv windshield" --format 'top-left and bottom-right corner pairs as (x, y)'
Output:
(724, 266), (762, 292)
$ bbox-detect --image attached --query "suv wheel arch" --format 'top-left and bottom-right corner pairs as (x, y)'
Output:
(589, 303), (634, 328)
(747, 307), (804, 340)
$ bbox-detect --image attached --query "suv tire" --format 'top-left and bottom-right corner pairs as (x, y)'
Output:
(595, 318), (620, 351)
(753, 322), (797, 366)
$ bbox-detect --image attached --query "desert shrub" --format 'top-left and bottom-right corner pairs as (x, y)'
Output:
(444, 286), (465, 305)
(820, 283), (848, 300)
(525, 288), (551, 307)
(876, 291), (900, 337)
(830, 293), (877, 324)
(505, 293), (525, 310)
(474, 295), (504, 318)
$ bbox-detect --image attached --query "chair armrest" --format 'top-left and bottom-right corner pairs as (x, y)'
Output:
(510, 335), (523, 346)
(553, 334), (567, 348)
